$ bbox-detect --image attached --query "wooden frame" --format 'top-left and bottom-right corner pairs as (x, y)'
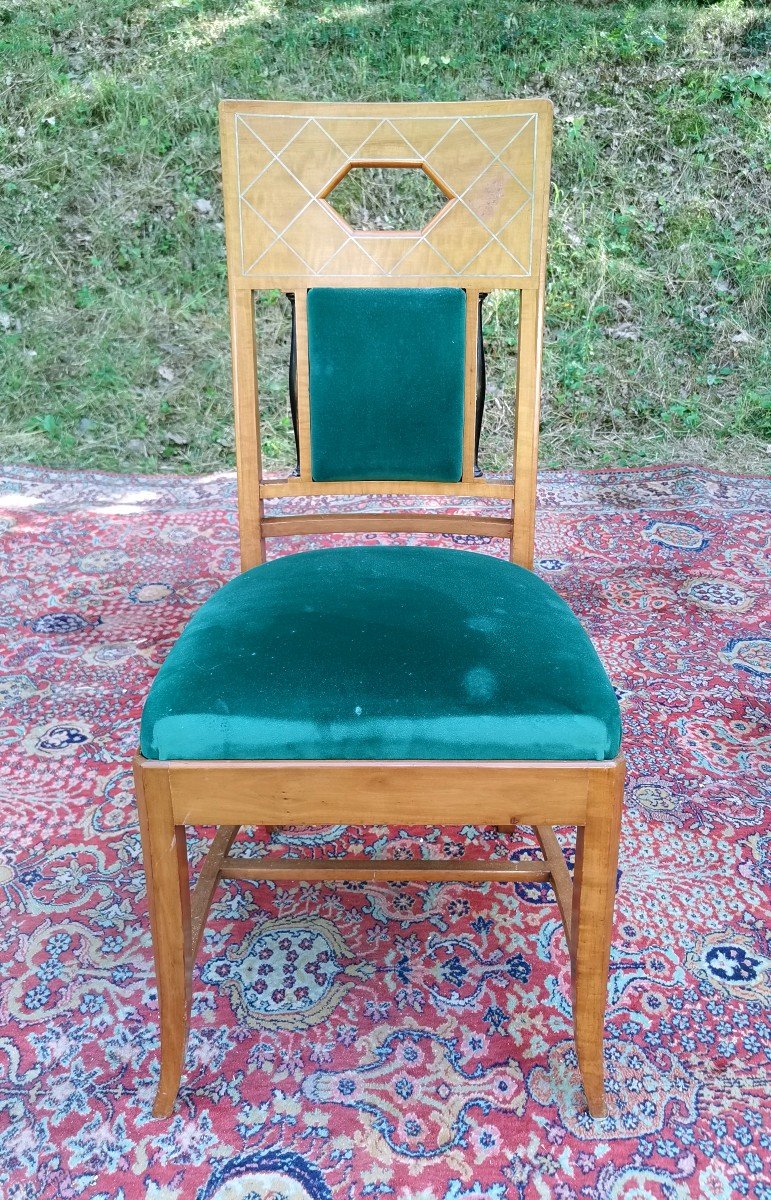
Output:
(134, 99), (626, 1121)
(220, 98), (553, 572)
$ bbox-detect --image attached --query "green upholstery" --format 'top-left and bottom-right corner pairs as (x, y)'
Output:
(307, 288), (466, 482)
(140, 547), (621, 763)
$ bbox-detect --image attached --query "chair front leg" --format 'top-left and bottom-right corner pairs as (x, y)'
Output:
(570, 760), (624, 1118)
(134, 760), (192, 1117)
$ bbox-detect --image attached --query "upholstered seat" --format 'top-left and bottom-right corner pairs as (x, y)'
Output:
(141, 546), (621, 763)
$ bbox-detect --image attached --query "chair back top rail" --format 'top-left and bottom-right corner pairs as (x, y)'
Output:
(220, 98), (552, 292)
(219, 99), (553, 569)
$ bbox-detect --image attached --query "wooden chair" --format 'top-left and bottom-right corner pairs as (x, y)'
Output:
(133, 99), (624, 1120)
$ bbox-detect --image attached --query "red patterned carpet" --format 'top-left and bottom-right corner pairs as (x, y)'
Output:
(1, 464), (769, 1200)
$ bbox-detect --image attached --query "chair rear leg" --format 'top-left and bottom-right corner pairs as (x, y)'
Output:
(570, 760), (624, 1118)
(134, 759), (192, 1117)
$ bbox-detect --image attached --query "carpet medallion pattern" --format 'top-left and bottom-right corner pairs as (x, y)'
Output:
(0, 464), (769, 1199)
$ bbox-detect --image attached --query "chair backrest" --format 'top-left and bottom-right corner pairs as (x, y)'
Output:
(219, 99), (553, 570)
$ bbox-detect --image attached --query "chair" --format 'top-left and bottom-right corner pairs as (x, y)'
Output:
(133, 99), (624, 1119)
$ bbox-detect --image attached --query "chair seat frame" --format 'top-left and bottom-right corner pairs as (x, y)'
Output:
(134, 99), (625, 1120)
(135, 755), (624, 1118)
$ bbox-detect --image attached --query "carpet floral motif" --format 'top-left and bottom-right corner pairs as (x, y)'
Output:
(1, 464), (769, 1198)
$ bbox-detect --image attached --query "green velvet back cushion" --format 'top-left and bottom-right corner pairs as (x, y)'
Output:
(307, 287), (466, 483)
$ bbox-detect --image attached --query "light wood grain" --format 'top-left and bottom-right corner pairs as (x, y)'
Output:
(218, 96), (552, 560)
(220, 99), (553, 291)
(190, 825), (239, 960)
(231, 275), (542, 292)
(511, 288), (544, 570)
(144, 759), (601, 827)
(510, 111), (551, 567)
(571, 758), (625, 1117)
(259, 478), (516, 499)
(533, 824), (574, 943)
(229, 289), (265, 569)
(222, 856), (551, 883)
(134, 757), (192, 1119)
(135, 750), (625, 1115)
(261, 513), (513, 538)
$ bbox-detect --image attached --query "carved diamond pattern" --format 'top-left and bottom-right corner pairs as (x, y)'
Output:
(241, 161), (310, 234)
(234, 112), (540, 281)
(281, 204), (349, 273)
(279, 124), (350, 196)
(425, 122), (495, 194)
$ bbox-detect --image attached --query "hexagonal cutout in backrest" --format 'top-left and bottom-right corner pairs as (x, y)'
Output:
(325, 165), (450, 233)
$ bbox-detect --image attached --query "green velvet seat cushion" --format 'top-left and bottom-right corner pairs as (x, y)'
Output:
(307, 288), (466, 483)
(140, 547), (621, 763)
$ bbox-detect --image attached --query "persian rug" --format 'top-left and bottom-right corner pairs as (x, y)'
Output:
(1, 463), (769, 1200)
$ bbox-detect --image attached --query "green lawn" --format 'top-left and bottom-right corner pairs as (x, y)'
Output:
(1, 0), (769, 475)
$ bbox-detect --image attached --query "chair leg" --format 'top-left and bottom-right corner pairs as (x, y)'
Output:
(570, 760), (624, 1118)
(134, 759), (192, 1117)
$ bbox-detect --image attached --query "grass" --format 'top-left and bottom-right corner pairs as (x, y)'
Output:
(1, 0), (770, 476)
